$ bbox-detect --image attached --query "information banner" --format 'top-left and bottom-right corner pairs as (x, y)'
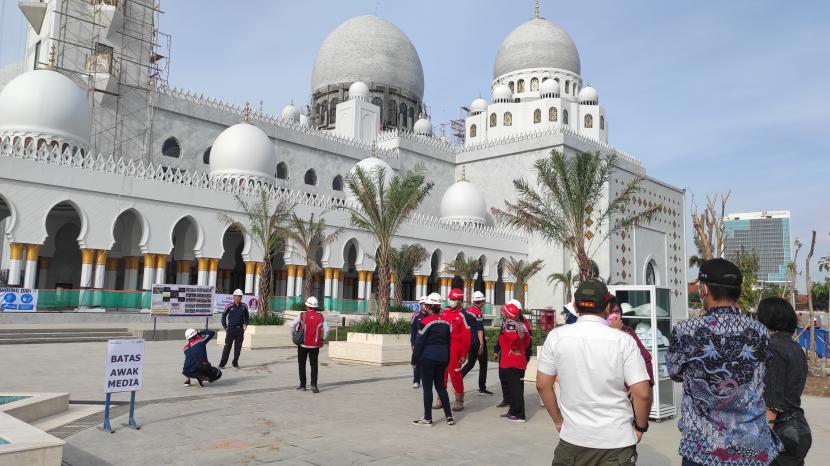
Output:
(0, 287), (38, 311)
(104, 339), (144, 393)
(151, 284), (214, 316)
(213, 293), (260, 314)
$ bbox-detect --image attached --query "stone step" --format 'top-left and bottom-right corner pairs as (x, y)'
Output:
(0, 327), (130, 334)
(0, 334), (135, 345)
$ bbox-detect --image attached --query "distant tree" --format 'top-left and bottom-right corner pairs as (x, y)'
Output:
(285, 213), (343, 300)
(444, 257), (482, 305)
(785, 238), (803, 304)
(547, 270), (577, 303)
(492, 151), (658, 281)
(390, 244), (429, 305)
(733, 251), (760, 313)
(805, 231), (817, 363)
(504, 257), (544, 308)
(690, 191), (730, 262)
(811, 280), (830, 311)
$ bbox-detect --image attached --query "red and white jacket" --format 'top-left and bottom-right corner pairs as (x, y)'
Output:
(290, 311), (329, 348)
(498, 318), (532, 370)
(441, 307), (471, 355)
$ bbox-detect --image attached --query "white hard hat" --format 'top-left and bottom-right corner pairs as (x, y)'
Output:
(233, 289), (244, 296)
(472, 291), (486, 302)
(418, 295), (427, 304)
(185, 328), (198, 340)
(305, 296), (319, 308)
(426, 292), (442, 305)
(508, 298), (523, 311)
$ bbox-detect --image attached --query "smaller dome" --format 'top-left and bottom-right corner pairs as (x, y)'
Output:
(578, 85), (598, 104)
(441, 178), (487, 225)
(413, 116), (433, 136)
(348, 81), (370, 101)
(299, 113), (312, 127)
(469, 97), (487, 115)
(539, 78), (560, 97)
(209, 123), (276, 183)
(281, 103), (300, 122)
(347, 155), (394, 201)
(492, 84), (512, 103)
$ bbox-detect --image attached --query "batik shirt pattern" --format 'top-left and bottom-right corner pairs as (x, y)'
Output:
(666, 306), (782, 466)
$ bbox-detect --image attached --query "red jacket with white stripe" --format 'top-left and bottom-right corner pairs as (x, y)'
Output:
(498, 319), (532, 370)
(441, 307), (471, 354)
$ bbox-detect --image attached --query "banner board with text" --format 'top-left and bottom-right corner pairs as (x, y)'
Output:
(151, 284), (214, 316)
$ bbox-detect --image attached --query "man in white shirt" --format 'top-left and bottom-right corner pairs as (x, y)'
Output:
(536, 279), (652, 465)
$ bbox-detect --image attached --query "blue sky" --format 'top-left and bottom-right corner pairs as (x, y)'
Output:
(1, 0), (828, 288)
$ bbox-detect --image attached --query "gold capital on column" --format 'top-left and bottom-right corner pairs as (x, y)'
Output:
(156, 255), (168, 269)
(106, 258), (119, 270)
(197, 258), (210, 272)
(39, 257), (50, 269)
(81, 249), (96, 265)
(325, 268), (333, 280)
(210, 259), (219, 272)
(95, 250), (108, 266)
(26, 244), (41, 261)
(254, 262), (262, 274)
(9, 243), (24, 260)
(244, 261), (256, 275)
(125, 257), (140, 270)
(143, 253), (156, 269)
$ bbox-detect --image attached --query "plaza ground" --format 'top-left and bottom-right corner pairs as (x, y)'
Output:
(2, 340), (828, 466)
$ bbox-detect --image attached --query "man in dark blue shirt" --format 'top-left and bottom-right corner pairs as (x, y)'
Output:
(219, 289), (249, 369)
(410, 296), (428, 389)
(667, 259), (782, 466)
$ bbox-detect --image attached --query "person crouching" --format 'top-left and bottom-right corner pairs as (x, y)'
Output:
(183, 328), (222, 386)
(412, 293), (455, 426)
(498, 301), (532, 423)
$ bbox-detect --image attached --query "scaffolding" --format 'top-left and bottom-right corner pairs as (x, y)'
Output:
(50, 0), (169, 160)
(449, 105), (469, 145)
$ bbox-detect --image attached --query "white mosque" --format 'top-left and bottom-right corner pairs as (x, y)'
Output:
(0, 1), (687, 315)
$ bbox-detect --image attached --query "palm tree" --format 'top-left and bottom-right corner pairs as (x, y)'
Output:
(505, 256), (544, 308)
(444, 256), (482, 304)
(390, 244), (429, 305)
(341, 164), (434, 324)
(285, 213), (343, 301)
(219, 189), (294, 316)
(492, 151), (659, 281)
(547, 269), (576, 303)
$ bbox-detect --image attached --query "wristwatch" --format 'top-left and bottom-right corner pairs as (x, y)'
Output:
(633, 421), (649, 433)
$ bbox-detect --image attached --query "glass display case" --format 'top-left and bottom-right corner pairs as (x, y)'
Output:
(608, 285), (676, 421)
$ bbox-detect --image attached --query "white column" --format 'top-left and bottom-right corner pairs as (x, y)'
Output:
(79, 249), (95, 288)
(294, 266), (305, 297)
(357, 271), (366, 300)
(37, 257), (50, 288)
(123, 257), (139, 290)
(286, 266), (296, 297)
(324, 268), (332, 297)
(196, 258), (208, 286)
(154, 255), (168, 286)
(93, 250), (108, 289)
(105, 259), (118, 289)
(22, 244), (40, 289)
(440, 278), (449, 300)
(365, 272), (373, 299)
(7, 243), (24, 286)
(208, 259), (219, 289)
(244, 261), (255, 294)
(331, 270), (340, 299)
(142, 254), (156, 290)
(253, 262), (261, 296)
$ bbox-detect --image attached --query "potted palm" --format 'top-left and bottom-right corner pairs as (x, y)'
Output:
(328, 159), (434, 365)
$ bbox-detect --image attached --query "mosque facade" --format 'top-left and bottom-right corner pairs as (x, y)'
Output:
(0, 1), (687, 315)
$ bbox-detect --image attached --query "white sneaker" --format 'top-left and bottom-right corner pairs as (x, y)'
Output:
(412, 382), (420, 389)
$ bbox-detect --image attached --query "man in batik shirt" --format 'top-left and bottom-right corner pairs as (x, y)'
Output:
(667, 259), (782, 466)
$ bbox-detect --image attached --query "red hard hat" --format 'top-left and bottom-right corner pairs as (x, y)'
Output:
(502, 303), (520, 320)
(448, 288), (463, 300)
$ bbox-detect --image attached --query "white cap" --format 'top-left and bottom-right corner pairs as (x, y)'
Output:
(233, 289), (243, 296)
(508, 298), (523, 310)
(305, 296), (319, 308)
(426, 293), (442, 305)
(472, 291), (486, 302)
(185, 328), (198, 340)
(418, 295), (427, 304)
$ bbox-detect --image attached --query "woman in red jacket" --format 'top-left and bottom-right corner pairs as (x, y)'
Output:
(498, 301), (532, 423)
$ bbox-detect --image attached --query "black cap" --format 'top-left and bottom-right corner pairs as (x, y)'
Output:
(574, 279), (610, 310)
(693, 258), (742, 287)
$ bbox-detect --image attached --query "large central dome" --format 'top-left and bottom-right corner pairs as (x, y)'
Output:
(311, 16), (424, 99)
(493, 17), (580, 79)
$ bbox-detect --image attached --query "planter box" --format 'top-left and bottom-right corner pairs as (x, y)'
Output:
(523, 346), (544, 383)
(216, 325), (293, 350)
(328, 332), (411, 366)
(0, 412), (64, 466)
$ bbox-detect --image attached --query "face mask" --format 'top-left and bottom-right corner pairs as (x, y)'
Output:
(450, 300), (460, 308)
(607, 313), (621, 325)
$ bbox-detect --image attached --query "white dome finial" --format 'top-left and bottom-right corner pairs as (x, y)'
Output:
(535, 0), (541, 18)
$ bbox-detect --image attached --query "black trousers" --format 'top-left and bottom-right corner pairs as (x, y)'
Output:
(412, 362), (421, 384)
(771, 413), (812, 466)
(461, 344), (488, 390)
(298, 346), (320, 387)
(183, 361), (222, 383)
(420, 358), (452, 421)
(219, 328), (244, 366)
(503, 367), (525, 418)
(499, 367), (510, 403)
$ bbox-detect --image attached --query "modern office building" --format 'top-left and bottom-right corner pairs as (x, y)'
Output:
(724, 211), (792, 284)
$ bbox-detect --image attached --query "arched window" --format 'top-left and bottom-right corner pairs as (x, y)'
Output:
(276, 162), (288, 180)
(517, 79), (525, 93)
(399, 103), (408, 128)
(533, 109), (541, 124)
(329, 98), (338, 125)
(408, 107), (415, 125)
(162, 137), (181, 158)
(563, 109), (569, 125)
(315, 104), (321, 124)
(565, 80), (570, 94)
(371, 97), (383, 122)
(470, 124), (477, 138)
(320, 103), (328, 127)
(584, 114), (593, 128)
(503, 112), (512, 126)
(508, 81), (514, 93)
(202, 146), (211, 164)
(645, 261), (657, 285)
(386, 100), (397, 127)
(332, 175), (343, 191)
(304, 169), (317, 186)
(549, 107), (558, 122)
(530, 77), (539, 91)
(489, 113), (497, 127)
(600, 115), (605, 130)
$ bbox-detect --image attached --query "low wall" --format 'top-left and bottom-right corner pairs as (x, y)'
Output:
(328, 332), (411, 366)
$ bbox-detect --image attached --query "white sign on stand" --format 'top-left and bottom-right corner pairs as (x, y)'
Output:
(213, 293), (260, 314)
(104, 339), (144, 393)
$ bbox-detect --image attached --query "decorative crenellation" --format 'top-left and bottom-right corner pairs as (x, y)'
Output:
(377, 128), (457, 153)
(0, 137), (528, 243)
